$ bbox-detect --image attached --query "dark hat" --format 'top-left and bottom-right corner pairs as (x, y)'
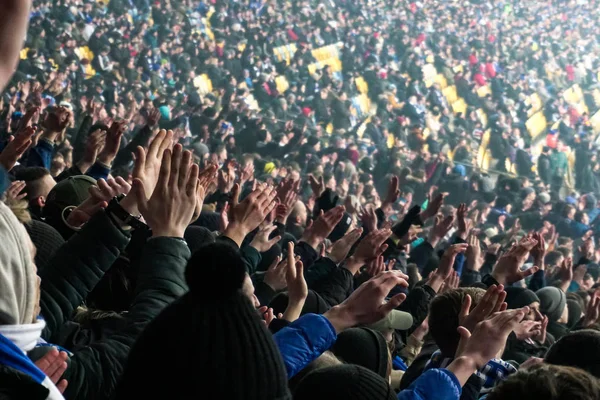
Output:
(116, 242), (291, 400)
(331, 328), (389, 378)
(183, 226), (215, 254)
(43, 175), (96, 238)
(545, 330), (600, 378)
(536, 287), (567, 323)
(24, 220), (65, 274)
(269, 290), (331, 316)
(294, 365), (396, 400)
(504, 287), (540, 310)
(566, 299), (583, 329)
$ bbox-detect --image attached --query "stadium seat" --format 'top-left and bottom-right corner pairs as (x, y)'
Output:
(434, 74), (448, 89)
(275, 76), (289, 94)
(355, 76), (368, 94)
(525, 111), (547, 139)
(477, 85), (491, 98)
(452, 98), (467, 115)
(443, 86), (458, 104)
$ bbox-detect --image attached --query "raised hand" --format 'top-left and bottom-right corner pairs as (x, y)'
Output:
(132, 144), (199, 238)
(225, 183), (278, 247)
(147, 108), (162, 127)
(67, 177), (132, 228)
(97, 120), (126, 166)
(428, 214), (455, 248)
(427, 243), (468, 292)
(366, 255), (389, 277)
(264, 256), (287, 292)
(323, 270), (409, 333)
(359, 205), (378, 232)
(420, 192), (444, 221)
(284, 242), (308, 322)
(122, 129), (173, 216)
(381, 175), (400, 215)
(34, 348), (69, 393)
(458, 284), (507, 335)
(308, 174), (325, 198)
(328, 227), (363, 264)
(77, 129), (106, 173)
(250, 223), (281, 252)
(41, 106), (72, 141)
(449, 307), (528, 383)
(491, 240), (539, 285)
(582, 289), (600, 327)
(345, 228), (392, 275)
(300, 205), (346, 250)
(456, 203), (471, 240)
(0, 126), (37, 171)
(4, 180), (27, 203)
(530, 232), (546, 269)
(466, 234), (482, 272)
(513, 320), (542, 341)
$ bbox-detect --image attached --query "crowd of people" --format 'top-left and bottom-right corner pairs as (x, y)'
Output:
(2, 0), (600, 399)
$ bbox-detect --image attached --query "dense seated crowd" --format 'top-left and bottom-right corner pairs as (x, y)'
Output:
(3, 0), (600, 399)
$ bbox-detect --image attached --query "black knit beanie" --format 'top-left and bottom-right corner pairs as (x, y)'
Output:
(183, 225), (215, 254)
(294, 364), (396, 400)
(115, 241), (291, 400)
(566, 299), (583, 329)
(269, 290), (331, 316)
(504, 287), (540, 310)
(545, 330), (600, 378)
(24, 219), (65, 274)
(331, 328), (389, 378)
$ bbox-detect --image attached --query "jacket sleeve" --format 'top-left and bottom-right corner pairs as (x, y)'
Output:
(241, 245), (262, 274)
(295, 241), (319, 270)
(73, 115), (93, 162)
(409, 241), (435, 272)
(528, 269), (546, 292)
(112, 124), (153, 171)
(86, 161), (111, 181)
(273, 313), (337, 378)
(26, 139), (53, 169)
(305, 257), (337, 288)
(310, 265), (353, 308)
(397, 369), (462, 400)
(62, 237), (190, 400)
(40, 211), (131, 343)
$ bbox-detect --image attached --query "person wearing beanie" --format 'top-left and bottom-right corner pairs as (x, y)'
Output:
(566, 299), (583, 329)
(0, 201), (65, 399)
(116, 241), (292, 400)
(545, 329), (600, 378)
(24, 220), (65, 275)
(502, 287), (551, 364)
(331, 328), (390, 379)
(536, 287), (569, 340)
(294, 364), (397, 400)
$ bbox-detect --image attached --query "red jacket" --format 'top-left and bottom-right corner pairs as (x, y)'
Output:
(474, 73), (487, 86)
(485, 63), (496, 79)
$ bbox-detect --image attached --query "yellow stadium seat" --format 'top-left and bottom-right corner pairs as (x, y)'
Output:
(525, 111), (547, 139)
(452, 98), (467, 115)
(275, 76), (289, 94)
(477, 85), (491, 98)
(355, 76), (368, 94)
(20, 48), (29, 60)
(387, 134), (395, 149)
(443, 86), (458, 104)
(434, 74), (448, 89)
(326, 123), (333, 134)
(422, 64), (437, 88)
(590, 110), (600, 134)
(477, 109), (488, 127)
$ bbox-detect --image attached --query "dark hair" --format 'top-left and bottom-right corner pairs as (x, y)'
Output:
(429, 287), (485, 357)
(14, 167), (52, 201)
(544, 251), (564, 267)
(545, 330), (600, 378)
(487, 364), (600, 400)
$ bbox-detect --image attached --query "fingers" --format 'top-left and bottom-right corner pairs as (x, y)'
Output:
(518, 265), (539, 280)
(186, 164), (200, 197)
(155, 148), (172, 192)
(381, 292), (407, 313)
(169, 144), (183, 188)
(459, 294), (472, 320)
(132, 178), (149, 214)
(56, 379), (68, 394)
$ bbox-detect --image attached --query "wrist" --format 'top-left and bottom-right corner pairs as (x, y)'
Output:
(151, 227), (185, 238)
(446, 356), (478, 387)
(97, 154), (114, 166)
(491, 272), (506, 285)
(323, 305), (355, 334)
(223, 222), (248, 248)
(343, 256), (364, 274)
(119, 195), (140, 217)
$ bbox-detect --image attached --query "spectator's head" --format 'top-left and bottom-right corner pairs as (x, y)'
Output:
(504, 287), (541, 321)
(536, 287), (568, 323)
(487, 364), (600, 400)
(42, 175), (96, 239)
(293, 365), (396, 400)
(544, 251), (564, 269)
(429, 287), (486, 357)
(545, 330), (600, 377)
(116, 241), (290, 399)
(288, 200), (308, 227)
(0, 201), (39, 326)
(331, 328), (391, 379)
(15, 167), (57, 209)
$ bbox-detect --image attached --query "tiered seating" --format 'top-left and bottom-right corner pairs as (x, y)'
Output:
(477, 85), (491, 98)
(422, 64), (438, 88)
(442, 86), (458, 104)
(525, 111), (547, 140)
(275, 76), (289, 94)
(355, 76), (368, 94)
(273, 44), (297, 64)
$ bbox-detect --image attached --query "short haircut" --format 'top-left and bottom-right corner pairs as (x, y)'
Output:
(545, 330), (600, 378)
(14, 167), (51, 201)
(544, 251), (564, 267)
(429, 287), (486, 357)
(487, 364), (600, 400)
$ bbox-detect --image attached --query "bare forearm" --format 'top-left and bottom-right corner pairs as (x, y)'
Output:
(0, 0), (31, 91)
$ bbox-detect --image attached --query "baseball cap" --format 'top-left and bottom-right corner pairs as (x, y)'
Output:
(367, 309), (413, 332)
(43, 175), (96, 227)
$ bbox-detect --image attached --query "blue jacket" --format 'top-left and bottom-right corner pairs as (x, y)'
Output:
(273, 313), (337, 378)
(398, 369), (462, 400)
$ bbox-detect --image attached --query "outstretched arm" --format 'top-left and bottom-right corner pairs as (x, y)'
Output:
(0, 0), (31, 91)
